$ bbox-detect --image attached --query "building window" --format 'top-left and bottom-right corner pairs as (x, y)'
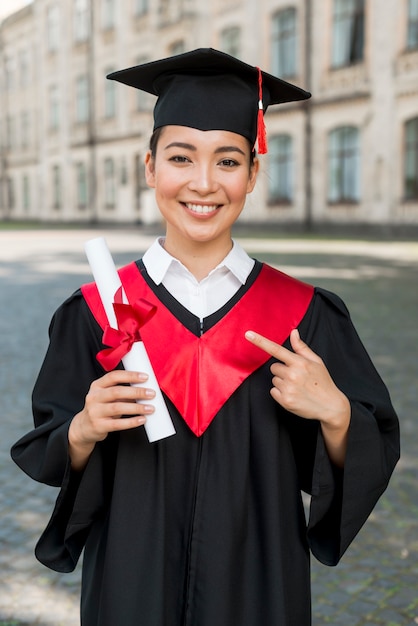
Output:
(21, 111), (30, 149)
(76, 162), (88, 209)
(7, 177), (15, 210)
(19, 49), (29, 88)
(272, 8), (297, 78)
(169, 40), (185, 56)
(220, 26), (241, 58)
(47, 4), (60, 51)
(104, 69), (116, 118)
(104, 158), (116, 208)
(102, 0), (115, 30)
(407, 0), (418, 49)
(328, 126), (360, 203)
(75, 75), (90, 123)
(6, 116), (15, 151)
(22, 175), (30, 212)
(134, 153), (147, 210)
(135, 56), (152, 111)
(331, 0), (365, 68)
(404, 117), (418, 200)
(268, 134), (294, 203)
(74, 0), (90, 42)
(134, 0), (148, 16)
(49, 85), (60, 130)
(52, 165), (62, 209)
(5, 56), (15, 91)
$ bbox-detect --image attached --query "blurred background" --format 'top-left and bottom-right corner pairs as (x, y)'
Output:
(0, 0), (417, 231)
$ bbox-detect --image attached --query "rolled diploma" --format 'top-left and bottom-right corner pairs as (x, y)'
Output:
(84, 236), (176, 442)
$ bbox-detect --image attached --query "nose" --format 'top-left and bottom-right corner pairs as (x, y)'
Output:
(188, 163), (219, 195)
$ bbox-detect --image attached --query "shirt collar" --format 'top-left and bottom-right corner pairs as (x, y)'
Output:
(142, 237), (254, 285)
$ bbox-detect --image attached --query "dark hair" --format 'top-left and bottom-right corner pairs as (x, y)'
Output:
(148, 127), (257, 166)
(149, 127), (164, 157)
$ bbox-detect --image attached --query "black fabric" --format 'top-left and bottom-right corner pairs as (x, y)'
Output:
(107, 48), (311, 145)
(11, 264), (400, 626)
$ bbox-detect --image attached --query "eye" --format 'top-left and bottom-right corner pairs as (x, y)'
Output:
(219, 158), (239, 168)
(168, 155), (191, 164)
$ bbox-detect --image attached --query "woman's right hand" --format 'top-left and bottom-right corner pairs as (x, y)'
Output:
(68, 370), (155, 470)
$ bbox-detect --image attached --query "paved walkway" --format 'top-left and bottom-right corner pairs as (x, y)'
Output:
(0, 228), (417, 625)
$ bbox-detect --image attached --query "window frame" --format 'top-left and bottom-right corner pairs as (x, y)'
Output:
(74, 0), (90, 43)
(407, 0), (418, 49)
(327, 125), (361, 204)
(404, 117), (418, 200)
(75, 75), (90, 124)
(331, 0), (365, 69)
(104, 157), (116, 209)
(76, 162), (88, 209)
(271, 7), (297, 79)
(267, 133), (294, 205)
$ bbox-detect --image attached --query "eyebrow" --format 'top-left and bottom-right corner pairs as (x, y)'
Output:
(164, 141), (246, 156)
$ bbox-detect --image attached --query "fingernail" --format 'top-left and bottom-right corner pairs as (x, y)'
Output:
(143, 404), (155, 413)
(245, 331), (256, 340)
(144, 388), (156, 398)
(138, 372), (149, 382)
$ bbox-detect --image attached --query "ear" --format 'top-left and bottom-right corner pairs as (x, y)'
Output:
(246, 157), (260, 194)
(144, 151), (156, 188)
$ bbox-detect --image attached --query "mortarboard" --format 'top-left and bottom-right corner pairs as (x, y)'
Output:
(107, 48), (311, 154)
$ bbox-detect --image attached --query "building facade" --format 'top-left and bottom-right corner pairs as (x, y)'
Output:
(0, 0), (417, 226)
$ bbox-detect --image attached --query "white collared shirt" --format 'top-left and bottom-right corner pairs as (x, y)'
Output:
(142, 238), (255, 319)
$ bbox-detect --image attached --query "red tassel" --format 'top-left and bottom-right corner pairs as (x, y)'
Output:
(256, 67), (268, 154)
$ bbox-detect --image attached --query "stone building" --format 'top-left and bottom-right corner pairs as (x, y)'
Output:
(0, 0), (417, 227)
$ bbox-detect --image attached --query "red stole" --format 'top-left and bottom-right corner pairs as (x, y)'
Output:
(81, 263), (314, 436)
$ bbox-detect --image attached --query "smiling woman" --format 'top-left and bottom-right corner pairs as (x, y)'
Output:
(11, 48), (399, 626)
(143, 126), (259, 277)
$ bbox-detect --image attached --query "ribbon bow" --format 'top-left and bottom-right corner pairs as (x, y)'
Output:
(97, 287), (157, 371)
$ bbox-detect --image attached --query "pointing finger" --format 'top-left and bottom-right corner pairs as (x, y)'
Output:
(245, 330), (295, 363)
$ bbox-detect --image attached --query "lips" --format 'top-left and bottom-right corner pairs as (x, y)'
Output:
(185, 202), (220, 214)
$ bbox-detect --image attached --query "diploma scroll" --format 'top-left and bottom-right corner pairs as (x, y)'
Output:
(84, 236), (176, 443)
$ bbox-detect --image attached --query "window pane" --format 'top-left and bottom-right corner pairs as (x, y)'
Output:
(328, 126), (360, 202)
(220, 27), (241, 58)
(76, 76), (89, 122)
(102, 0), (115, 29)
(52, 165), (61, 209)
(408, 0), (418, 48)
(74, 0), (89, 42)
(332, 0), (364, 67)
(104, 69), (116, 118)
(104, 158), (116, 207)
(272, 8), (297, 77)
(77, 163), (88, 207)
(49, 85), (59, 129)
(134, 0), (148, 16)
(47, 4), (60, 51)
(22, 175), (30, 211)
(404, 117), (418, 199)
(268, 134), (293, 202)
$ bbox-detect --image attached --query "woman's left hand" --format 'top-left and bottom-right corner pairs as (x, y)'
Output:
(245, 328), (350, 467)
(245, 328), (349, 429)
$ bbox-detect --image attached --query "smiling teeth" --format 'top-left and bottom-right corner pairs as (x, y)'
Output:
(186, 203), (218, 214)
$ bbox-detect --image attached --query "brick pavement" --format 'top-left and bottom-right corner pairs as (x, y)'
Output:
(0, 228), (417, 625)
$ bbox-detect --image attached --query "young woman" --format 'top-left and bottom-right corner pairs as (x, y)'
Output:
(12, 49), (400, 626)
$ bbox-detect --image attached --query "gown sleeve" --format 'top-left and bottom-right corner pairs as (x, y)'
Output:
(295, 287), (400, 566)
(10, 291), (116, 572)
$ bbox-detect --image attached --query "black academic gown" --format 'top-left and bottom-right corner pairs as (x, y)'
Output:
(11, 260), (400, 626)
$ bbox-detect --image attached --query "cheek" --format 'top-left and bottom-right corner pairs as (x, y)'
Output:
(228, 173), (256, 202)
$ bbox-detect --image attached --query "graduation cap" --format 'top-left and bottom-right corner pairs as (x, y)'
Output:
(107, 48), (311, 154)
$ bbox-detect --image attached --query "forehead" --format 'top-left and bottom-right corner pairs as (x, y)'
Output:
(157, 125), (251, 151)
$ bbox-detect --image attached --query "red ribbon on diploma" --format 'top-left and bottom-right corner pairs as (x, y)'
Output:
(97, 287), (157, 371)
